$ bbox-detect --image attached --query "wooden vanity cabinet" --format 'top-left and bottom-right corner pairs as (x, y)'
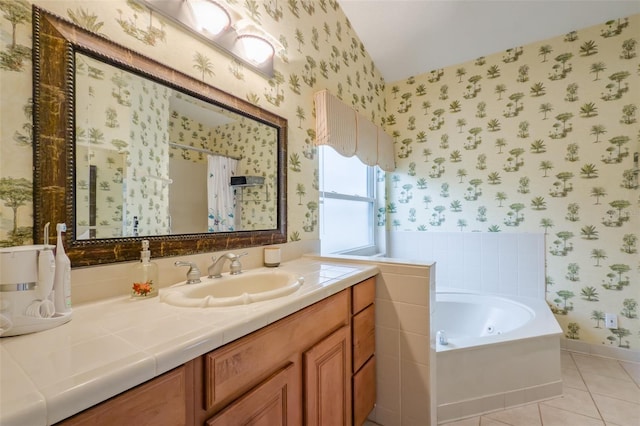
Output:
(197, 288), (351, 425)
(57, 277), (376, 426)
(199, 278), (376, 426)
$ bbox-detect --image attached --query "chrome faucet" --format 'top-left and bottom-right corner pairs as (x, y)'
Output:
(174, 261), (201, 284)
(208, 252), (248, 278)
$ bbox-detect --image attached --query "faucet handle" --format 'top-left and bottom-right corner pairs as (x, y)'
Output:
(229, 252), (248, 275)
(207, 256), (218, 278)
(175, 261), (201, 284)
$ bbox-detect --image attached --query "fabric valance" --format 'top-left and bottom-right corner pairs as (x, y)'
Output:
(314, 90), (395, 171)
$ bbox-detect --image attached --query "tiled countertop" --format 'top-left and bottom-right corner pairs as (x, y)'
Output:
(0, 258), (378, 426)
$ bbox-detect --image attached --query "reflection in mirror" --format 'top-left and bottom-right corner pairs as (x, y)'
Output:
(75, 53), (277, 240)
(33, 7), (287, 266)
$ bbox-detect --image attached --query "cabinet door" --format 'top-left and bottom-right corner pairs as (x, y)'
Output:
(304, 325), (352, 426)
(206, 363), (300, 426)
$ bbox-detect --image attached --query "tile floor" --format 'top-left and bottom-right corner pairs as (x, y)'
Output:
(366, 350), (640, 426)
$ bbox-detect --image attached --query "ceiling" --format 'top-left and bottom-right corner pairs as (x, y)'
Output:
(337, 0), (640, 83)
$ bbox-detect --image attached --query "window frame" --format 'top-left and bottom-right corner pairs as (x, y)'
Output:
(318, 146), (380, 256)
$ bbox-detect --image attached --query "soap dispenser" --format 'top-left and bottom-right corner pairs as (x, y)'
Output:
(131, 240), (158, 298)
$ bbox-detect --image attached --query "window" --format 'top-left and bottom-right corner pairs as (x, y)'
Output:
(319, 146), (380, 255)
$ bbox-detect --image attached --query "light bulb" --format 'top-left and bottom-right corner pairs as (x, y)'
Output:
(238, 35), (274, 64)
(189, 0), (230, 36)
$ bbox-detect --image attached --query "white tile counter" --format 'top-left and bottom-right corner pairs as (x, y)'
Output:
(0, 258), (378, 425)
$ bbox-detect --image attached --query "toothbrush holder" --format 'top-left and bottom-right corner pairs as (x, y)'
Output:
(264, 247), (281, 267)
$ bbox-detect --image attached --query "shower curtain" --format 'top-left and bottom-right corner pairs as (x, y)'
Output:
(207, 155), (238, 232)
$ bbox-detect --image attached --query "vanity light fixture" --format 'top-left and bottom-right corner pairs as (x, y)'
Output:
(234, 18), (277, 65)
(137, 0), (278, 77)
(187, 0), (230, 36)
(237, 35), (274, 65)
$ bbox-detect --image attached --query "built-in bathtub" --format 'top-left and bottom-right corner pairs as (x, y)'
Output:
(435, 289), (563, 424)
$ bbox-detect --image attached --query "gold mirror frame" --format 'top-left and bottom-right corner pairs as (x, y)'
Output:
(32, 6), (287, 267)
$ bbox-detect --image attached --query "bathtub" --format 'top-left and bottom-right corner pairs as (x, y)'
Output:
(435, 289), (563, 424)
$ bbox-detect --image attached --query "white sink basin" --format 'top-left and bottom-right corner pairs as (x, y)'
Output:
(159, 269), (304, 307)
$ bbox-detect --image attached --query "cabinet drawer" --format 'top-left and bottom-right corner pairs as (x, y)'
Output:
(353, 356), (376, 426)
(352, 277), (375, 314)
(352, 304), (375, 373)
(59, 364), (192, 426)
(204, 290), (349, 411)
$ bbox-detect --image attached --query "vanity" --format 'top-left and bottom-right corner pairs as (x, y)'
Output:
(0, 258), (378, 425)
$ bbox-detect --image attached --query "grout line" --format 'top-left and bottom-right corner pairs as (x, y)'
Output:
(537, 402), (543, 426)
(542, 403), (606, 423)
(570, 352), (607, 423)
(617, 359), (640, 389)
(480, 414), (515, 425)
(572, 352), (640, 404)
(563, 347), (640, 365)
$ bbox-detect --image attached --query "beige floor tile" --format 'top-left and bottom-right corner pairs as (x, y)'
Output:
(591, 393), (640, 426)
(538, 404), (605, 426)
(582, 371), (640, 403)
(560, 350), (577, 370)
(440, 416), (480, 426)
(480, 418), (511, 425)
(562, 365), (587, 390)
(540, 386), (601, 419)
(620, 361), (640, 385)
(483, 403), (541, 426)
(571, 353), (631, 381)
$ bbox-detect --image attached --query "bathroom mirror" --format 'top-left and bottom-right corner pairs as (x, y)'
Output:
(33, 7), (287, 266)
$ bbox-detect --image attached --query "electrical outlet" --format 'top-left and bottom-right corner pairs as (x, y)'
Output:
(605, 313), (618, 329)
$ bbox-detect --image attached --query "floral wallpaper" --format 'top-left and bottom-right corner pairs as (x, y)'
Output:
(0, 0), (637, 352)
(0, 0), (386, 247)
(124, 72), (172, 237)
(76, 53), (172, 238)
(75, 145), (126, 239)
(384, 15), (639, 350)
